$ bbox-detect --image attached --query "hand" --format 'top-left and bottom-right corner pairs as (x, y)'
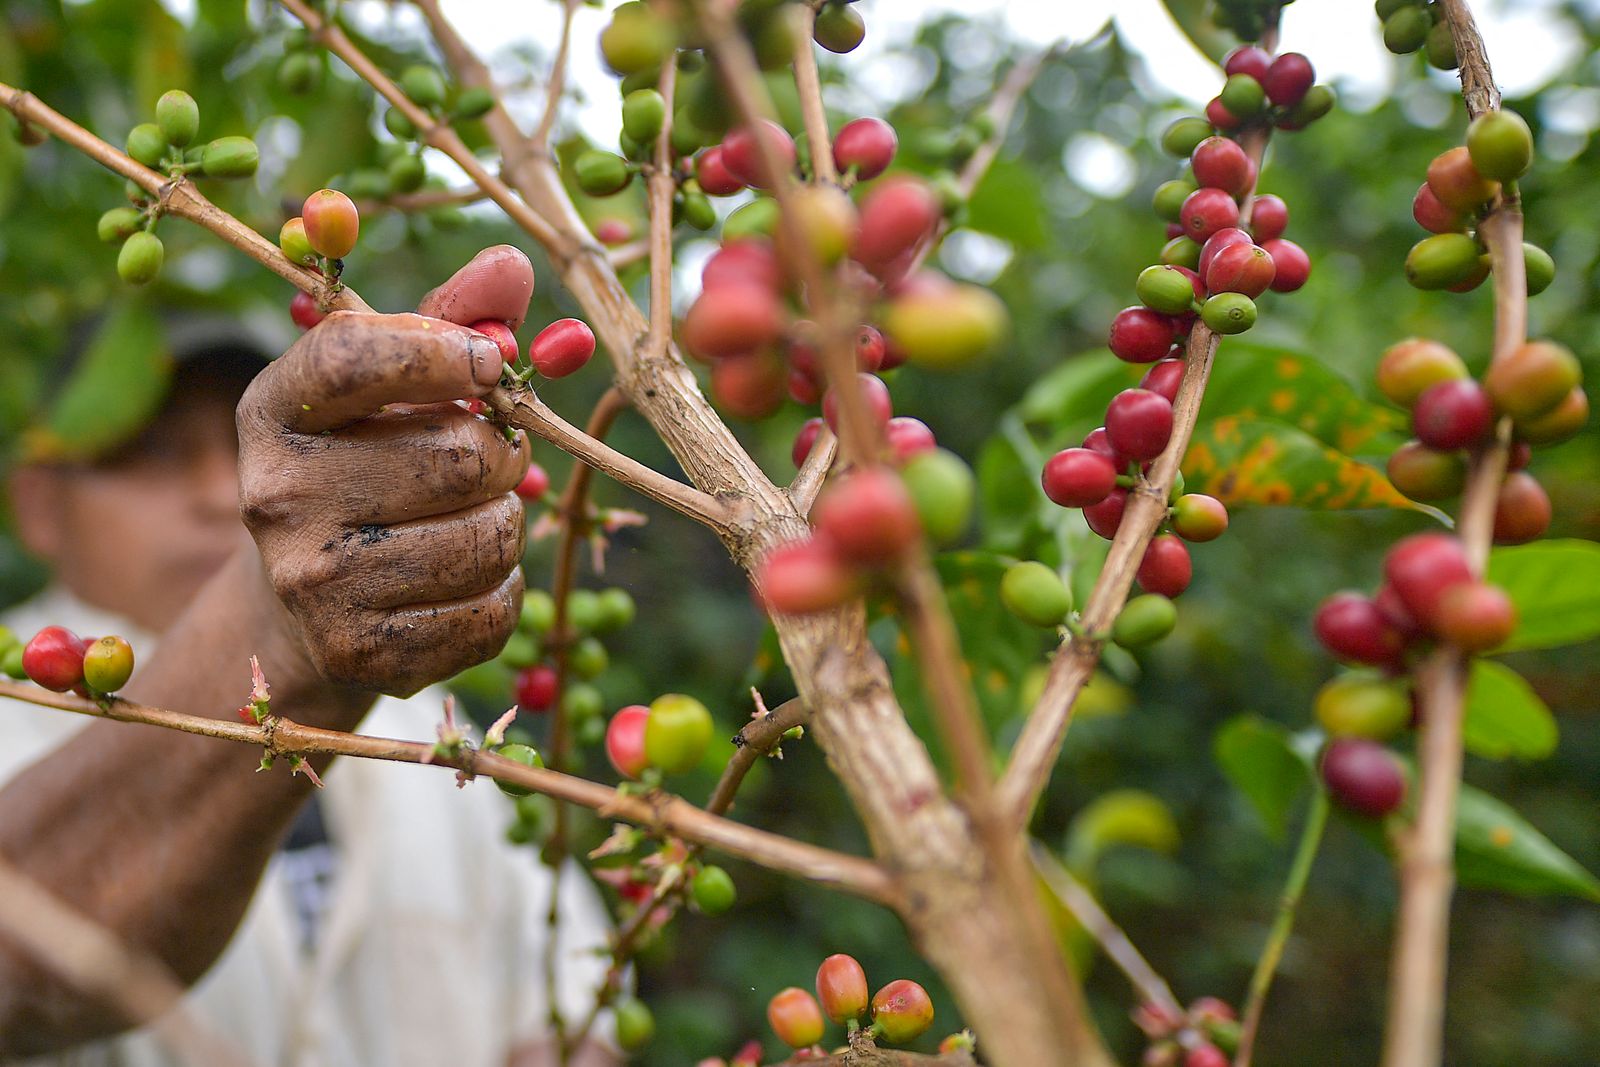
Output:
(237, 246), (536, 695)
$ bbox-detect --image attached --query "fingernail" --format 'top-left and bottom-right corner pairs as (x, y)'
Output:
(468, 334), (503, 387)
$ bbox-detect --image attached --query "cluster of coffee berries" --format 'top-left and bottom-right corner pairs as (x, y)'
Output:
(1175, 44), (1333, 137)
(502, 586), (636, 748)
(1406, 110), (1548, 293)
(101, 90), (259, 286)
(604, 692), (715, 780)
(1378, 336), (1585, 515)
(763, 955), (934, 1055)
(7, 626), (135, 697)
(1377, 0), (1461, 70)
(1136, 996), (1240, 1067)
(472, 316), (598, 384)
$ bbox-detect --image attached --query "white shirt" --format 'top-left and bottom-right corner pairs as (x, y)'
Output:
(0, 589), (614, 1067)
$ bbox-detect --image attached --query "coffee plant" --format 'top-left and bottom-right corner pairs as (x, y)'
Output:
(1, 0), (1598, 1063)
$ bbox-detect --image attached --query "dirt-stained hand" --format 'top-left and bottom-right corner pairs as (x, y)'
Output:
(237, 245), (536, 695)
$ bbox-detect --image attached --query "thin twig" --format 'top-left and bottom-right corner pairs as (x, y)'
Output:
(788, 427), (838, 512)
(706, 696), (809, 817)
(531, 0), (581, 150)
(791, 6), (837, 185)
(955, 46), (1059, 200)
(646, 57), (679, 353)
(607, 239), (650, 270)
(355, 184), (488, 216)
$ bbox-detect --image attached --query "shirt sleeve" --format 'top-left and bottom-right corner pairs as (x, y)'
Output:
(506, 853), (620, 1050)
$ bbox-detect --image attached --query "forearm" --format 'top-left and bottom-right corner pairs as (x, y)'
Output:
(0, 545), (373, 1055)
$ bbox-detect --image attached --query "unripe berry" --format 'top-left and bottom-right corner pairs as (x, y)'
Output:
(1106, 389), (1175, 462)
(125, 123), (167, 168)
(493, 743), (544, 797)
(833, 116), (897, 180)
(1198, 227), (1252, 279)
(400, 64), (447, 108)
(515, 664), (559, 712)
(1161, 236), (1202, 270)
(1424, 20), (1458, 70)
(600, 3), (675, 76)
(1434, 581), (1517, 651)
(574, 150), (631, 196)
(1412, 379), (1493, 450)
(822, 372), (892, 434)
(97, 207), (143, 244)
(815, 468), (921, 566)
(759, 539), (859, 615)
(1171, 493), (1228, 542)
(852, 177), (941, 277)
(1385, 533), (1474, 629)
(1179, 188), (1240, 243)
(1084, 487), (1129, 540)
(1113, 594), (1177, 649)
(1493, 471), (1551, 545)
(1205, 241), (1275, 298)
(454, 86), (495, 121)
(1201, 292), (1257, 335)
(279, 217), (317, 266)
(1264, 52), (1315, 107)
(621, 88), (666, 144)
(899, 448), (975, 546)
(1314, 593), (1408, 667)
(302, 189), (359, 260)
(605, 705), (651, 779)
(1001, 561), (1073, 628)
(1219, 74), (1266, 118)
(1405, 233), (1485, 291)
(792, 417), (824, 469)
(1161, 117), (1214, 159)
(1109, 307), (1180, 364)
(289, 291), (325, 331)
(1315, 672), (1411, 740)
(1041, 448), (1117, 508)
(1260, 238), (1310, 292)
(883, 284), (1007, 369)
(1383, 6), (1431, 53)
(155, 89), (199, 148)
(703, 240), (782, 292)
(199, 135), (259, 178)
(769, 987), (826, 1049)
(1466, 109), (1534, 183)
(1426, 147), (1498, 213)
(1137, 265), (1200, 315)
(1412, 183), (1467, 234)
(1249, 194), (1288, 243)
(1140, 359), (1186, 403)
(1321, 738), (1407, 817)
(1277, 84), (1335, 130)
(515, 463), (550, 501)
(1515, 387), (1588, 445)
(614, 998), (656, 1051)
(117, 232), (164, 286)
(813, 2), (866, 52)
(1137, 535), (1192, 598)
(1386, 441), (1466, 501)
(1523, 243), (1556, 296)
(1153, 179), (1196, 223)
(695, 147), (744, 196)
(691, 864), (737, 916)
(871, 980), (934, 1044)
(1223, 46), (1271, 81)
(1376, 338), (1468, 408)
(1484, 340), (1582, 420)
(644, 693), (713, 775)
(82, 635), (134, 694)
(721, 119), (795, 189)
(22, 627), (87, 692)
(817, 953), (870, 1024)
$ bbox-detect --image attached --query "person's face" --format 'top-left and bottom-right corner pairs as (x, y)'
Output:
(10, 373), (246, 634)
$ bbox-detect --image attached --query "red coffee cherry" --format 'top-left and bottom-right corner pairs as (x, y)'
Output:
(703, 240), (783, 292)
(1516, 387), (1588, 446)
(1260, 238), (1310, 292)
(23, 626), (88, 693)
(301, 188), (360, 260)
(594, 218), (633, 245)
(605, 704), (651, 779)
(1084, 487), (1129, 540)
(1314, 592), (1408, 666)
(1198, 227), (1252, 280)
(871, 979), (934, 1044)
(694, 146), (744, 196)
(1205, 241), (1276, 298)
(1376, 338), (1469, 408)
(822, 372), (893, 433)
(792, 417), (824, 468)
(1205, 97), (1241, 131)
(759, 538), (859, 615)
(815, 467), (921, 566)
(768, 987), (825, 1049)
(856, 324), (887, 370)
(886, 417), (937, 463)
(1190, 137), (1251, 197)
(1412, 379), (1493, 450)
(468, 319), (520, 366)
(1483, 340), (1582, 420)
(1109, 307), (1180, 364)
(1434, 581), (1517, 651)
(1384, 533), (1473, 630)
(1188, 997), (1237, 1025)
(1412, 182), (1467, 234)
(515, 664), (559, 712)
(1223, 46), (1271, 81)
(1321, 738), (1407, 817)
(1185, 1045), (1231, 1067)
(1386, 441), (1466, 501)
(1140, 358), (1186, 402)
(1263, 52), (1315, 107)
(1170, 493), (1228, 542)
(816, 953), (870, 1024)
(515, 463), (551, 502)
(1105, 389), (1175, 462)
(1250, 194), (1288, 243)
(289, 291), (326, 331)
(832, 116), (897, 180)
(1374, 583), (1425, 643)
(852, 177), (941, 277)
(1179, 188), (1241, 243)
(1137, 534), (1193, 598)
(683, 285), (783, 361)
(528, 317), (596, 378)
(712, 353), (786, 419)
(1507, 440), (1533, 471)
(1493, 471), (1551, 545)
(788, 367), (820, 406)
(720, 119), (796, 189)
(1426, 146), (1498, 213)
(1082, 426), (1133, 473)
(1041, 448), (1117, 508)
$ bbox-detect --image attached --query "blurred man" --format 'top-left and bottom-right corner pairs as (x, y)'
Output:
(0, 247), (619, 1066)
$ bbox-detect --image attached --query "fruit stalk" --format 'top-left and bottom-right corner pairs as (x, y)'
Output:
(529, 0), (582, 151)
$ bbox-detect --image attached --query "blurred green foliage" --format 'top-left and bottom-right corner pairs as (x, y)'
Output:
(2, 0), (1599, 1063)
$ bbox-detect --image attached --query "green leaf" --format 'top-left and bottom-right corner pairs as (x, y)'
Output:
(1487, 540), (1600, 652)
(1456, 784), (1600, 902)
(1159, 0), (1233, 64)
(1463, 660), (1557, 761)
(965, 157), (1049, 250)
(1214, 715), (1313, 839)
(31, 303), (172, 462)
(1017, 351), (1135, 430)
(976, 424), (1043, 555)
(1064, 788), (1180, 876)
(1182, 417), (1424, 510)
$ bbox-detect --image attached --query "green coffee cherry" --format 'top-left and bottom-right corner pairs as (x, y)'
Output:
(1201, 292), (1257, 335)
(680, 189), (715, 231)
(1113, 594), (1177, 648)
(82, 635), (135, 694)
(1161, 236), (1201, 270)
(155, 90), (199, 148)
(520, 590), (558, 634)
(574, 150), (632, 196)
(691, 864), (737, 916)
(278, 53), (321, 94)
(97, 207), (143, 244)
(1137, 265), (1198, 315)
(614, 998), (655, 1051)
(1374, 0), (1412, 17)
(200, 136), (259, 179)
(570, 636), (609, 680)
(126, 123), (167, 168)
(600, 4), (676, 76)
(499, 632), (540, 669)
(2, 643), (27, 680)
(813, 2), (866, 53)
(1466, 109), (1533, 182)
(494, 743), (544, 797)
(900, 448), (975, 546)
(1000, 562), (1073, 628)
(384, 107), (418, 140)
(561, 682), (605, 723)
(644, 693), (714, 775)
(1382, 6), (1431, 53)
(621, 88), (666, 144)
(670, 111), (709, 156)
(1161, 117), (1213, 158)
(723, 197), (779, 241)
(1404, 233), (1484, 290)
(117, 231), (164, 285)
(594, 589), (636, 632)
(1219, 73), (1266, 117)
(1153, 179), (1196, 223)
(1281, 85), (1334, 128)
(566, 589), (604, 633)
(401, 65), (447, 109)
(1523, 242), (1555, 296)
(387, 153), (426, 193)
(1424, 21), (1458, 70)
(1314, 673), (1411, 741)
(454, 87), (495, 120)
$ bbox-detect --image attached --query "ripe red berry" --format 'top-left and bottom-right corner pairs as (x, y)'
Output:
(515, 664), (559, 712)
(856, 324), (887, 370)
(1260, 238), (1311, 292)
(720, 119), (796, 189)
(816, 953), (870, 1024)
(1507, 440), (1533, 471)
(871, 979), (935, 1044)
(1205, 241), (1276, 298)
(1223, 46), (1271, 81)
(759, 538), (859, 614)
(1263, 52), (1315, 107)
(594, 218), (632, 245)
(702, 240), (783, 292)
(1412, 379), (1493, 450)
(1493, 471), (1551, 545)
(833, 117), (897, 180)
(301, 189), (360, 260)
(1314, 592), (1408, 666)
(852, 178), (941, 278)
(1185, 1045), (1231, 1067)
(1179, 188), (1241, 243)
(1140, 358), (1186, 402)
(515, 463), (550, 502)
(1084, 487), (1128, 540)
(1041, 448), (1118, 508)
(289, 291), (325, 331)
(528, 318), (597, 377)
(712, 353), (786, 420)
(792, 417), (824, 468)
(605, 704), (651, 779)
(1205, 97), (1240, 131)
(694, 146), (744, 196)
(1321, 738), (1407, 817)
(683, 285), (783, 361)
(1434, 581), (1517, 651)
(1137, 534), (1193, 598)
(1426, 146), (1498, 213)
(1374, 583), (1425, 642)
(1191, 137), (1252, 198)
(1384, 533), (1474, 630)
(22, 627), (87, 693)
(1170, 493), (1228, 542)
(1250, 194), (1288, 243)
(1484, 340), (1583, 421)
(469, 319), (520, 366)
(1082, 426), (1132, 473)
(1109, 307), (1181, 364)
(1105, 389), (1175, 462)
(1412, 182), (1466, 234)
(768, 987), (825, 1049)
(886, 416), (937, 463)
(815, 468), (921, 566)
(788, 367), (820, 406)
(1197, 227), (1252, 280)
(822, 372), (893, 433)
